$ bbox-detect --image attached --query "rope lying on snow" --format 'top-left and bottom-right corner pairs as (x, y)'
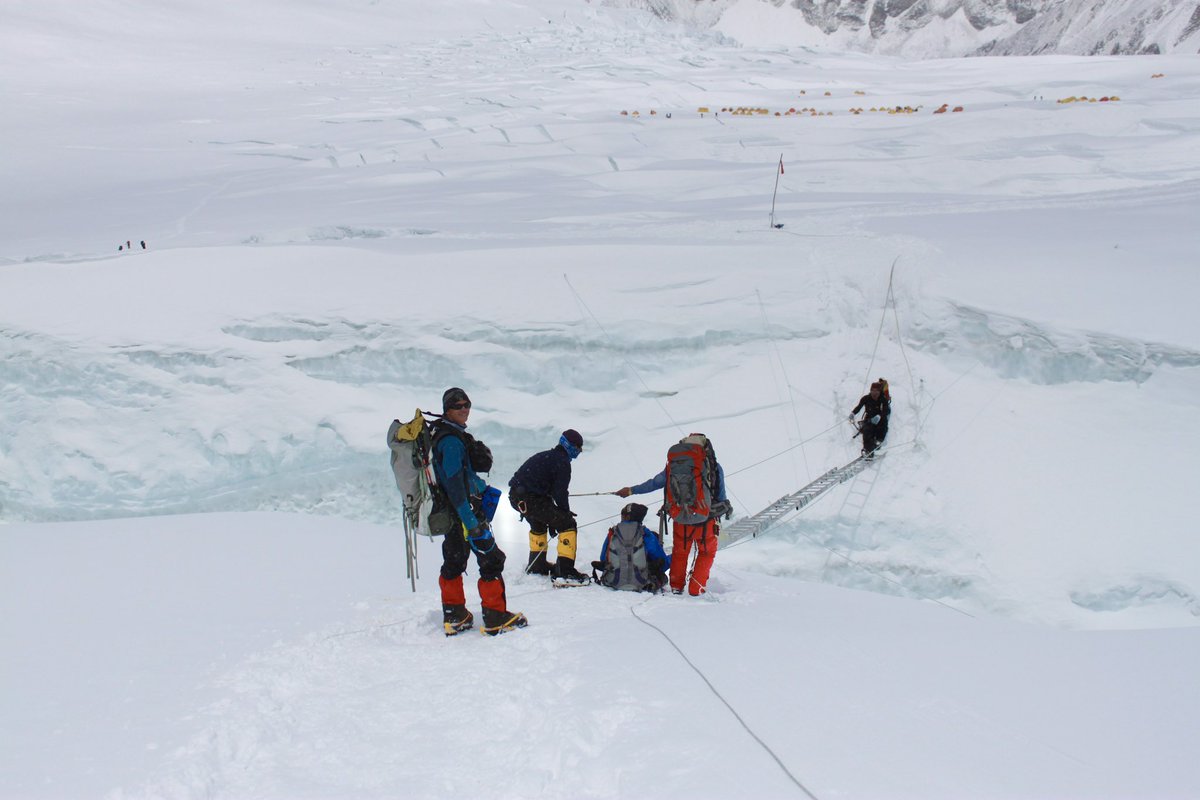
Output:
(629, 598), (821, 800)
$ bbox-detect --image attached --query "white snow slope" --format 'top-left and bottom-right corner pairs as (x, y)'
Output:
(2, 1), (1199, 798)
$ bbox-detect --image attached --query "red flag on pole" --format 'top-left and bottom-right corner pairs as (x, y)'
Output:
(779, 157), (784, 174)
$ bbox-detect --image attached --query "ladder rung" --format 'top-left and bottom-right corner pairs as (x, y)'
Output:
(722, 455), (882, 545)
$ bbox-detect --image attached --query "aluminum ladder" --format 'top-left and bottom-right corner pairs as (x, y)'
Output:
(721, 453), (884, 546)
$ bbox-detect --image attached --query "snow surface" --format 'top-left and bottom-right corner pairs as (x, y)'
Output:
(2, 1), (1199, 798)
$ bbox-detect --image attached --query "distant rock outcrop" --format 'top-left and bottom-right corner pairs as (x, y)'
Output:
(606, 0), (1200, 56)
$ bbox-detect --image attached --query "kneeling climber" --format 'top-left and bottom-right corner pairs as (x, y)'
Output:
(593, 502), (670, 592)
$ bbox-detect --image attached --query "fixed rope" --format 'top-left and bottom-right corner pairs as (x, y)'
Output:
(864, 257), (924, 444)
(629, 599), (821, 799)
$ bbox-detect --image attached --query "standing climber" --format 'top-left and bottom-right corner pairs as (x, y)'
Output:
(508, 429), (590, 586)
(430, 387), (526, 636)
(615, 433), (730, 596)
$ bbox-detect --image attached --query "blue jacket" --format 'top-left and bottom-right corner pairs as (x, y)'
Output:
(509, 445), (573, 512)
(600, 524), (669, 569)
(432, 420), (487, 531)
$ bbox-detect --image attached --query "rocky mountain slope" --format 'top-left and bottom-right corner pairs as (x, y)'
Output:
(609, 0), (1200, 56)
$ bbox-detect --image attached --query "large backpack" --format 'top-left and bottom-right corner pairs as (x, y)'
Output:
(877, 378), (891, 403)
(388, 409), (458, 537)
(388, 409), (433, 532)
(665, 433), (716, 524)
(600, 520), (652, 591)
(388, 409), (447, 593)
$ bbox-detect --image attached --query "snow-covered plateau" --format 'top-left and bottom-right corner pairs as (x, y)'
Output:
(2, 1), (1198, 798)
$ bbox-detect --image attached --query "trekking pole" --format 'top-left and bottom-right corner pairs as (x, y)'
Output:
(570, 491), (623, 497)
(402, 514), (418, 593)
(410, 514), (420, 584)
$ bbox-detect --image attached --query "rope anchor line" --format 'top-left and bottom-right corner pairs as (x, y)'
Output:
(630, 599), (821, 799)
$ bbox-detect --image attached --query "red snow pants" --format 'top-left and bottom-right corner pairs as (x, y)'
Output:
(670, 518), (718, 595)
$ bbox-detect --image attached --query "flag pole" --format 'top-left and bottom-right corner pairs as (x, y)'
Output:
(769, 153), (783, 229)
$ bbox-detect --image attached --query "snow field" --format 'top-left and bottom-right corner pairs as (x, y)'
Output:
(2, 2), (1199, 797)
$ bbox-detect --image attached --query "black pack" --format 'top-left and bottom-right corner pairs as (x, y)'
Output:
(428, 420), (492, 535)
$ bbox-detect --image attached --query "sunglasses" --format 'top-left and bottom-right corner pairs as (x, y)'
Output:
(447, 402), (471, 411)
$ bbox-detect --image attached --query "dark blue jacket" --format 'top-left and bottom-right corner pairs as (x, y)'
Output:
(432, 420), (486, 531)
(509, 445), (572, 512)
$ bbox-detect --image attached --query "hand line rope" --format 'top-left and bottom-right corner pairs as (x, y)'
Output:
(890, 276), (921, 441)
(563, 274), (684, 437)
(628, 599), (821, 799)
(561, 274), (651, 477)
(862, 256), (899, 391)
(725, 420), (843, 478)
(919, 361), (979, 433)
(864, 257), (926, 445)
(757, 288), (811, 485)
(721, 446), (974, 619)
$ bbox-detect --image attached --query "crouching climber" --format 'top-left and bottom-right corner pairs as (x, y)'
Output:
(592, 502), (670, 592)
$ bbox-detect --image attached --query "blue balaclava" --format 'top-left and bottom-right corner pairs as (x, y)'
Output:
(559, 429), (583, 460)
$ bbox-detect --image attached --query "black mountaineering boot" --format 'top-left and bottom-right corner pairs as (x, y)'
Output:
(525, 549), (551, 576)
(443, 605), (474, 637)
(552, 557), (591, 587)
(480, 607), (528, 636)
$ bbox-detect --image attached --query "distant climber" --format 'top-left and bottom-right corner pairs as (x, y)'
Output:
(850, 380), (890, 457)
